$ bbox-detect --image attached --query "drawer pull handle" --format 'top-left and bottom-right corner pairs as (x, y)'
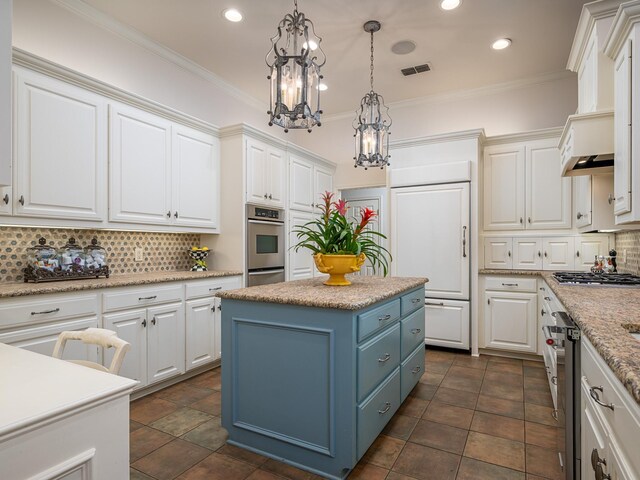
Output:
(378, 402), (391, 415)
(589, 386), (614, 411)
(411, 365), (421, 374)
(138, 296), (157, 301)
(411, 298), (421, 304)
(378, 314), (391, 322)
(544, 296), (551, 301)
(541, 308), (546, 316)
(426, 302), (444, 307)
(2, 194), (8, 204)
(592, 448), (607, 469)
(411, 328), (422, 334)
(502, 283), (518, 287)
(151, 317), (157, 325)
(31, 308), (60, 315)
(551, 375), (557, 385)
(378, 353), (391, 363)
(209, 287), (222, 291)
(19, 195), (24, 206)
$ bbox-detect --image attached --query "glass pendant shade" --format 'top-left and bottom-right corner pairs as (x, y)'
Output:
(353, 20), (392, 169)
(266, 1), (325, 133)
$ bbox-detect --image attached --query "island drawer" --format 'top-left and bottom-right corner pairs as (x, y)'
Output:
(400, 308), (425, 359)
(0, 293), (98, 330)
(400, 289), (424, 316)
(357, 323), (400, 402)
(185, 276), (242, 300)
(103, 284), (183, 312)
(400, 344), (425, 401)
(357, 299), (400, 342)
(485, 277), (537, 293)
(357, 367), (400, 459)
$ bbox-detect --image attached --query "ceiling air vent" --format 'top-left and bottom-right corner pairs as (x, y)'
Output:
(401, 63), (431, 76)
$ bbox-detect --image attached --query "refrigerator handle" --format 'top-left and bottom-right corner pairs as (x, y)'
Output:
(462, 226), (467, 258)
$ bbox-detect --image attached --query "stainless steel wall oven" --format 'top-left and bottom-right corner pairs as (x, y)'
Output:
(246, 205), (285, 286)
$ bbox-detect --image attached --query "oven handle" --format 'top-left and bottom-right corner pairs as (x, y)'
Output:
(247, 269), (285, 276)
(248, 219), (284, 226)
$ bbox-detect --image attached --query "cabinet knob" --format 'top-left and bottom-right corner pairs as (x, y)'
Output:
(507, 250), (511, 257)
(166, 211), (171, 218)
(2, 194), (8, 205)
(538, 251), (541, 258)
(142, 319), (147, 328)
(576, 251), (580, 258)
(18, 195), (24, 206)
(268, 194), (272, 200)
(544, 251), (548, 258)
(527, 217), (531, 224)
(608, 194), (615, 205)
(151, 317), (157, 325)
(576, 212), (583, 220)
(519, 217), (523, 224)
(174, 211), (179, 218)
(264, 194), (268, 199)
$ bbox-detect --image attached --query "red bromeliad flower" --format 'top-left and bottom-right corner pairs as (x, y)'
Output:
(321, 191), (334, 221)
(354, 207), (377, 238)
(332, 199), (348, 216)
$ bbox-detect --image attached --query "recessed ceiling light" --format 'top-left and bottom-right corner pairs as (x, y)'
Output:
(440, 0), (461, 10)
(391, 40), (416, 55)
(318, 83), (328, 91)
(303, 40), (318, 51)
(223, 8), (243, 22)
(492, 38), (512, 50)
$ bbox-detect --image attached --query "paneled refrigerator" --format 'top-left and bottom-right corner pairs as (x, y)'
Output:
(391, 182), (471, 350)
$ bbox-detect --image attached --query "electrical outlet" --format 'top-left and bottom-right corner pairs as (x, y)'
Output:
(134, 247), (143, 262)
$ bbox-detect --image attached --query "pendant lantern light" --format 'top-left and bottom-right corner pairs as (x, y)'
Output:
(353, 20), (392, 169)
(266, 0), (326, 133)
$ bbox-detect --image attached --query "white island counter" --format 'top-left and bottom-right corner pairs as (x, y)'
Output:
(0, 343), (137, 479)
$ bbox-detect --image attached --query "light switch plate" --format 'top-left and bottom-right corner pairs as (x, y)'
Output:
(134, 247), (143, 262)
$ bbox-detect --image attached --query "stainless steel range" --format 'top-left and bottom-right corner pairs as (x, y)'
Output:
(553, 271), (640, 286)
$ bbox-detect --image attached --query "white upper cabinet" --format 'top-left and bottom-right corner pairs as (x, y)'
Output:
(484, 137), (571, 231)
(513, 237), (542, 270)
(542, 237), (575, 270)
(613, 39), (632, 216)
(246, 137), (285, 208)
(0, 0), (10, 187)
(314, 165), (334, 210)
(289, 155), (314, 212)
(575, 234), (611, 270)
(109, 102), (172, 225)
(288, 209), (315, 281)
(574, 175), (593, 229)
(14, 67), (107, 221)
(171, 125), (219, 229)
(483, 237), (513, 269)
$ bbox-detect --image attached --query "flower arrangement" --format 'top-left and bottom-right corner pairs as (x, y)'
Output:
(293, 192), (391, 278)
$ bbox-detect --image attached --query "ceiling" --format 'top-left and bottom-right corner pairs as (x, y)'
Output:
(81, 0), (588, 115)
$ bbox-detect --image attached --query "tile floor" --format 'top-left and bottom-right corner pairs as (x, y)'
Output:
(129, 348), (561, 480)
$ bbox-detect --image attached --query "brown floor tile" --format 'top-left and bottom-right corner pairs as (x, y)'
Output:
(150, 407), (213, 437)
(489, 361), (524, 376)
(525, 444), (563, 480)
(440, 374), (483, 393)
(386, 472), (420, 480)
(130, 426), (174, 462)
(419, 371), (445, 386)
(130, 468), (155, 480)
(524, 404), (558, 427)
(392, 442), (460, 480)
(261, 458), (322, 480)
(424, 360), (453, 375)
(456, 457), (525, 480)
(408, 382), (438, 401)
(433, 387), (479, 410)
(408, 419), (468, 455)
(362, 434), (405, 468)
(347, 462), (389, 479)
(217, 444), (269, 467)
(397, 396), (429, 418)
(422, 401), (474, 430)
(524, 376), (549, 391)
(132, 438), (211, 480)
(524, 389), (554, 408)
(182, 417), (228, 450)
(178, 452), (256, 480)
(154, 383), (212, 406)
(523, 366), (547, 379)
(463, 431), (525, 472)
(190, 391), (222, 416)
(452, 355), (489, 370)
(470, 411), (524, 442)
(522, 360), (545, 369)
(488, 356), (523, 366)
(246, 470), (283, 480)
(484, 370), (524, 387)
(526, 475), (549, 480)
(382, 414), (419, 440)
(130, 420), (144, 433)
(446, 365), (486, 380)
(187, 369), (222, 390)
(426, 349), (459, 362)
(480, 381), (524, 402)
(476, 394), (525, 420)
(525, 422), (557, 449)
(130, 396), (179, 425)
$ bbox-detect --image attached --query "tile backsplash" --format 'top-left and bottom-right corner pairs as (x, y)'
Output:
(0, 227), (200, 283)
(614, 231), (640, 275)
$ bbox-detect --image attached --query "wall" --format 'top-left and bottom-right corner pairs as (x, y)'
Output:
(0, 227), (199, 282)
(293, 73), (578, 190)
(614, 231), (640, 275)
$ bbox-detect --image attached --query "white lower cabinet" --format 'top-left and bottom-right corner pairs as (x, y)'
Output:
(103, 309), (147, 385)
(185, 296), (218, 371)
(424, 299), (469, 350)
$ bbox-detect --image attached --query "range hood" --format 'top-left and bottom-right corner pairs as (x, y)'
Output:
(559, 110), (614, 177)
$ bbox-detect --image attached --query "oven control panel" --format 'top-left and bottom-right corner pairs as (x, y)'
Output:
(248, 205), (284, 222)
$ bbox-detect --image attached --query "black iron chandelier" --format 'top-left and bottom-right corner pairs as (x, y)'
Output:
(353, 20), (392, 169)
(266, 0), (326, 133)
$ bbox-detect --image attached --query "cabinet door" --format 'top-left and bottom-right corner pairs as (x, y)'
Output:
(0, 185), (10, 215)
(288, 209), (315, 281)
(424, 299), (469, 350)
(526, 140), (572, 229)
(314, 165), (334, 210)
(246, 138), (268, 205)
(513, 237), (542, 270)
(171, 125), (219, 229)
(581, 389), (609, 480)
(483, 237), (513, 269)
(14, 68), (107, 221)
(575, 235), (610, 271)
(213, 297), (222, 361)
(574, 176), (593, 229)
(542, 237), (575, 270)
(289, 155), (314, 212)
(484, 291), (537, 353)
(109, 102), (172, 225)
(614, 40), (632, 216)
(0, 1), (9, 187)
(483, 145), (525, 230)
(147, 302), (185, 385)
(267, 147), (286, 207)
(185, 297), (216, 370)
(103, 309), (147, 386)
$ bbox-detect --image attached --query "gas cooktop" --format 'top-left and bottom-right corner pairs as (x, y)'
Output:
(553, 272), (640, 286)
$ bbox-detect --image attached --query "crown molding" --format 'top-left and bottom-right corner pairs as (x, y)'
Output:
(13, 47), (220, 135)
(483, 126), (564, 146)
(50, 0), (267, 113)
(604, 0), (640, 58)
(390, 129), (486, 150)
(322, 70), (576, 123)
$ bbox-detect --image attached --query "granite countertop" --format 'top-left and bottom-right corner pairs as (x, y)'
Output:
(479, 269), (543, 276)
(0, 270), (243, 298)
(217, 276), (428, 311)
(541, 272), (640, 405)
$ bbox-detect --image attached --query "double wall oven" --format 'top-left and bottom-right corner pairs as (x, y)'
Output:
(246, 205), (285, 287)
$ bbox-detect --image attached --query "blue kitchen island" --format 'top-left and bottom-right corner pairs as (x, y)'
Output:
(217, 275), (427, 479)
